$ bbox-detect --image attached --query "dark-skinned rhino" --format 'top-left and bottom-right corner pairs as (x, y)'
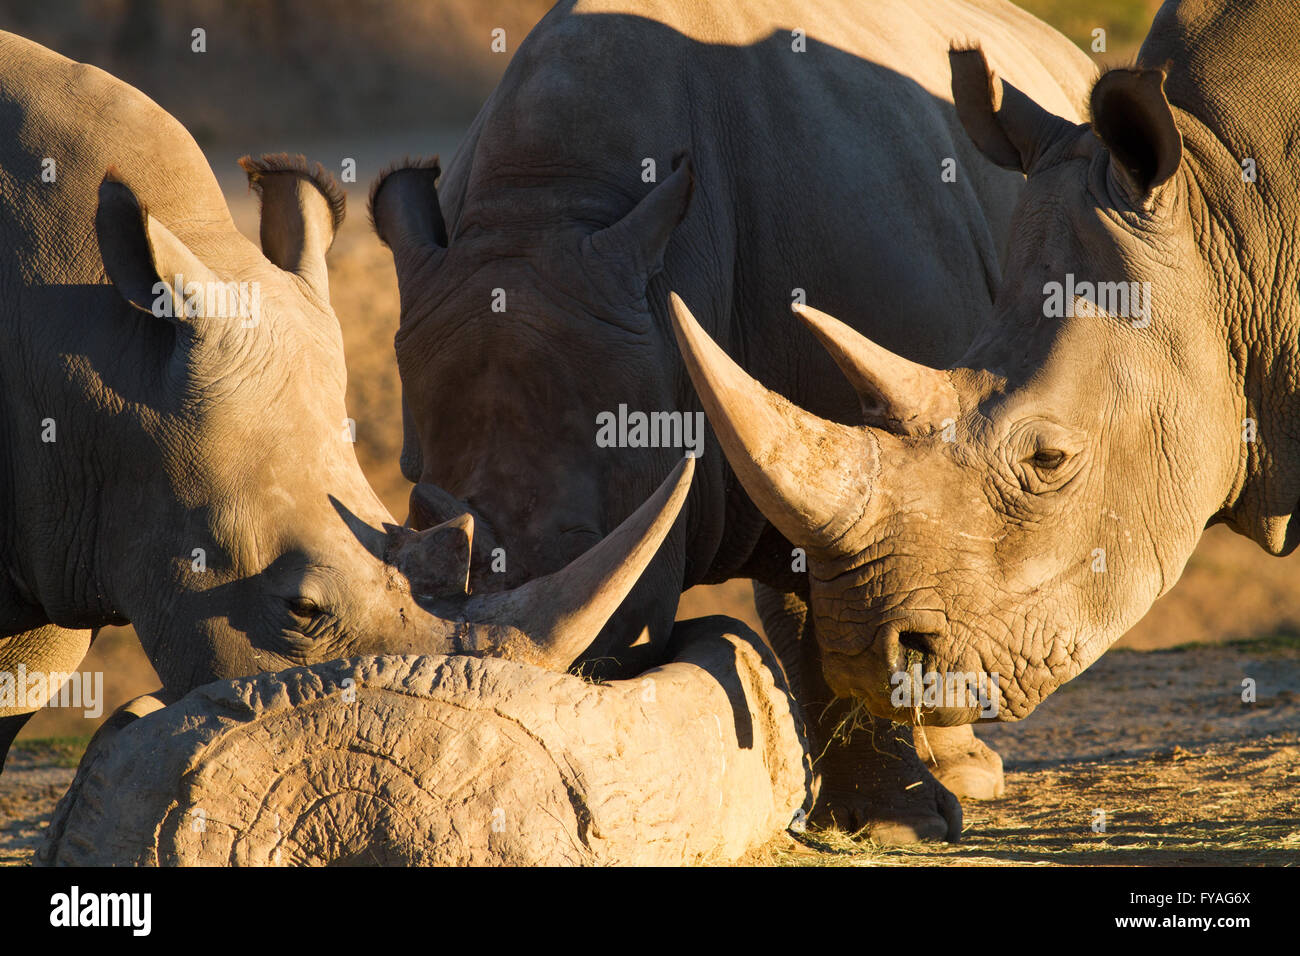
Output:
(671, 0), (1294, 726)
(0, 31), (695, 769)
(371, 0), (1094, 839)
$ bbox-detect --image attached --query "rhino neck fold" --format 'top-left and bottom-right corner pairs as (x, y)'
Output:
(1136, 2), (1300, 555)
(1167, 106), (1300, 555)
(2, 331), (179, 635)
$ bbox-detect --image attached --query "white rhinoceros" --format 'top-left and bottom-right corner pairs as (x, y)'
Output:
(670, 0), (1300, 731)
(368, 0), (1096, 838)
(0, 30), (695, 770)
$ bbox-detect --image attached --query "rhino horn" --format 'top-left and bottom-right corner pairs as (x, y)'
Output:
(668, 293), (877, 554)
(791, 302), (959, 434)
(386, 513), (473, 600)
(406, 480), (471, 529)
(406, 481), (503, 572)
(464, 456), (694, 669)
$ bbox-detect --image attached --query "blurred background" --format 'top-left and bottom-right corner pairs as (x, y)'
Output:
(7, 0), (1290, 743)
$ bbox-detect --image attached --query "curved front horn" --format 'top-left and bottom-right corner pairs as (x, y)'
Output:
(669, 293), (877, 554)
(792, 303), (958, 434)
(464, 455), (695, 669)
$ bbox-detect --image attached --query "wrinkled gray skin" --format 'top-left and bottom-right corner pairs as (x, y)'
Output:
(0, 31), (693, 770)
(672, 0), (1294, 728)
(373, 0), (1093, 837)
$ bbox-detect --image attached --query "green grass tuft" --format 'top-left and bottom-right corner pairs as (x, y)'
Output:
(10, 735), (93, 768)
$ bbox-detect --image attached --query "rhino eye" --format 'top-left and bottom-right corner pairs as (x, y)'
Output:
(1030, 449), (1067, 470)
(286, 597), (322, 621)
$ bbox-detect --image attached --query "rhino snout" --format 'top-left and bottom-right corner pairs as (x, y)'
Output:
(819, 608), (1023, 727)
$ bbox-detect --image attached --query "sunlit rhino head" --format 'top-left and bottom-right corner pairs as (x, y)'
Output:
(669, 24), (1292, 724)
(90, 160), (695, 695)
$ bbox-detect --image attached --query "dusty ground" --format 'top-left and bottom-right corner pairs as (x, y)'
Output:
(6, 639), (1298, 865)
(769, 639), (1300, 865)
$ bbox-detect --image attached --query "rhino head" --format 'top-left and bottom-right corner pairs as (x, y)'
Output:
(369, 155), (697, 674)
(671, 19), (1285, 724)
(85, 157), (694, 695)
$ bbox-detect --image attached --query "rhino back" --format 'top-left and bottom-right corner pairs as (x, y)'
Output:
(440, 0), (1094, 390)
(0, 32), (272, 486)
(0, 33), (264, 627)
(0, 31), (255, 293)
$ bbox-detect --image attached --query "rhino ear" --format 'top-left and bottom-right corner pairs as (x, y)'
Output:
(239, 154), (343, 303)
(950, 46), (1077, 174)
(96, 170), (220, 323)
(370, 157), (447, 272)
(586, 152), (693, 279)
(1090, 68), (1182, 198)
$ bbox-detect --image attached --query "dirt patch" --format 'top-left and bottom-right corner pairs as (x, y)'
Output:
(978, 639), (1300, 763)
(769, 735), (1300, 866)
(0, 749), (77, 866)
(765, 640), (1300, 866)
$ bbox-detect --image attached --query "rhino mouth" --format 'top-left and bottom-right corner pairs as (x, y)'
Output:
(820, 613), (1014, 725)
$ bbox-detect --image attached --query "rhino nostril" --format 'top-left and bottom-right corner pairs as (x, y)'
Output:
(898, 630), (939, 659)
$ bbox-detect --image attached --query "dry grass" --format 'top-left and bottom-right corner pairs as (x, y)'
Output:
(747, 736), (1300, 868)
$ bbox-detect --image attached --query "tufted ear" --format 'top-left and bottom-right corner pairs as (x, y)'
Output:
(950, 45), (1078, 174)
(370, 156), (446, 269)
(240, 153), (344, 303)
(585, 152), (693, 279)
(1089, 68), (1183, 198)
(95, 170), (221, 325)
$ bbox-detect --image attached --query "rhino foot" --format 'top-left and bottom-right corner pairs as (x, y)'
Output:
(809, 706), (962, 843)
(752, 582), (961, 843)
(919, 724), (1005, 801)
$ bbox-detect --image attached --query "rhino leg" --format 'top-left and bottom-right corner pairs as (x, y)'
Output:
(920, 725), (1005, 801)
(0, 712), (35, 772)
(754, 582), (961, 843)
(0, 623), (94, 774)
(84, 691), (171, 754)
